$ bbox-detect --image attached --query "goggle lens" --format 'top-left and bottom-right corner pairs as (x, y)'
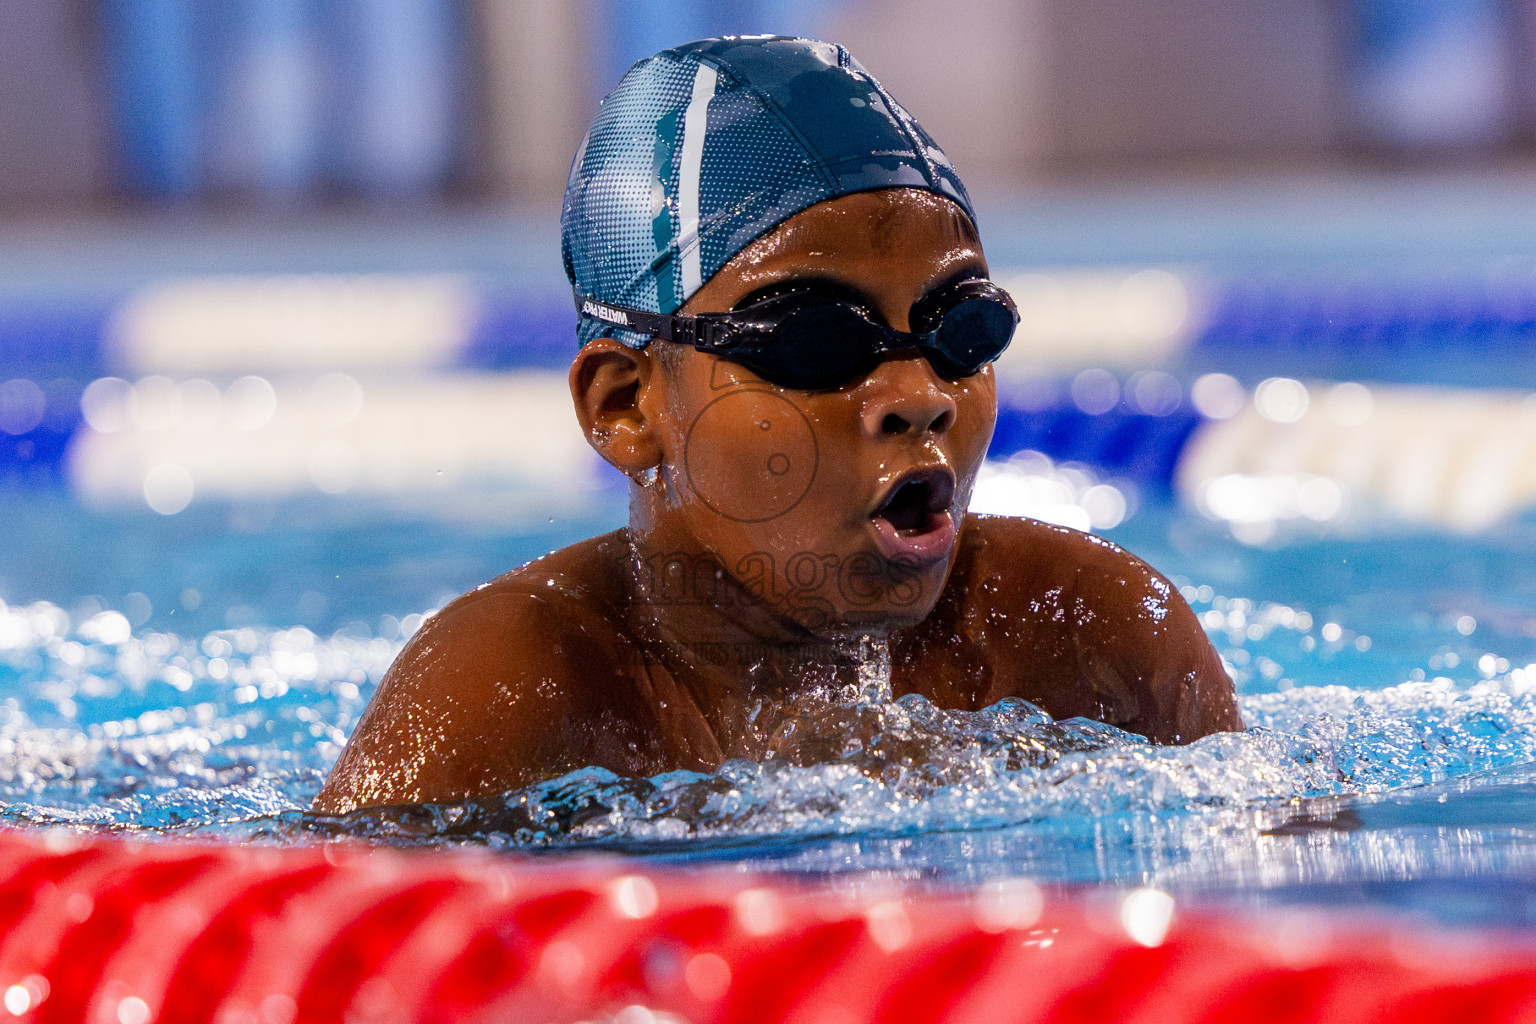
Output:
(574, 279), (1017, 391)
(732, 288), (1015, 389)
(747, 303), (884, 389)
(932, 296), (1016, 372)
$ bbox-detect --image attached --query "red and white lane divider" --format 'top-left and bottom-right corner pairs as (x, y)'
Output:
(0, 828), (1529, 1024)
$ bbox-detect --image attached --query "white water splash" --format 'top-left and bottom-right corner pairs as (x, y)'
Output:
(853, 635), (893, 704)
(6, 593), (1536, 898)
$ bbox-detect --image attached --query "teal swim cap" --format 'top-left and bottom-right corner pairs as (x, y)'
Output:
(562, 35), (975, 347)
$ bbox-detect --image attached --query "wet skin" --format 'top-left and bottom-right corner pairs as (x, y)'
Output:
(314, 189), (1242, 814)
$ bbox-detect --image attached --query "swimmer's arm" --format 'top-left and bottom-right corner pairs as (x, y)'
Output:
(312, 587), (635, 814)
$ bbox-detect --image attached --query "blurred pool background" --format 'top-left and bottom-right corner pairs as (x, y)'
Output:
(10, 0), (1536, 930)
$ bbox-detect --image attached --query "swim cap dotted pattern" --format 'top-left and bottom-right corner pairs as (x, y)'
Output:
(562, 35), (975, 347)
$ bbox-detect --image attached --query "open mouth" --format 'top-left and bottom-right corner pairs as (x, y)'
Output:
(872, 467), (957, 535)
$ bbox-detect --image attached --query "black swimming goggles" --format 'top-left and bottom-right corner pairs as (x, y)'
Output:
(575, 278), (1018, 391)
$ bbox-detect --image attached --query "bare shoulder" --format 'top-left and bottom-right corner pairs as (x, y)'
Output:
(314, 531), (651, 813)
(961, 513), (1179, 615)
(939, 514), (1242, 743)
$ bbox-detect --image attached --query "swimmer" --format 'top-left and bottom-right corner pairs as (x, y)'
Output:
(314, 36), (1241, 814)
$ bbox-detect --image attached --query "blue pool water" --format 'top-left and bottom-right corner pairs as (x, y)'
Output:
(7, 478), (1536, 930)
(10, 177), (1536, 932)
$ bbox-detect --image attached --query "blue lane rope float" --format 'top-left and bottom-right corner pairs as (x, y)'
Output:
(991, 403), (1206, 496)
(9, 271), (1536, 530)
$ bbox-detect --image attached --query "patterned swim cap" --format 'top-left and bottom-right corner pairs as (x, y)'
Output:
(562, 35), (975, 346)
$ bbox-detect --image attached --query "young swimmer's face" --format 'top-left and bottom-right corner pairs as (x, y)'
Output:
(624, 187), (996, 636)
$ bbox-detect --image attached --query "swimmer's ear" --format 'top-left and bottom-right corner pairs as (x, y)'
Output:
(569, 338), (664, 476)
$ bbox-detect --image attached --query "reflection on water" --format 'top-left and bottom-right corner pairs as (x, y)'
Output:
(5, 584), (1536, 929)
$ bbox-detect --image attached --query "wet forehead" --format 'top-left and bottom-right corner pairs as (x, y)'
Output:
(758, 189), (976, 264)
(687, 190), (986, 313)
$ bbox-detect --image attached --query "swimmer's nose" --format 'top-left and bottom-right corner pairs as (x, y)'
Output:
(861, 354), (957, 438)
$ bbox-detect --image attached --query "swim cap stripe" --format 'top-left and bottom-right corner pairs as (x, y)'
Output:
(677, 62), (718, 298)
(563, 36), (974, 348)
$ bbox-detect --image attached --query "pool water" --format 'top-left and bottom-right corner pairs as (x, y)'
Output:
(6, 480), (1536, 930)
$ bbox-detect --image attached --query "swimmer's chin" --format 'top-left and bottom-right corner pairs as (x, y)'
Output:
(811, 597), (942, 639)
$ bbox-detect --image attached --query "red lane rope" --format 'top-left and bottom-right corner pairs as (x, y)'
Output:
(0, 828), (1527, 1024)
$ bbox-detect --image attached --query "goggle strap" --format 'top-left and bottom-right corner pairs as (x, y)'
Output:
(574, 293), (680, 343)
(576, 288), (1013, 386)
(577, 295), (751, 351)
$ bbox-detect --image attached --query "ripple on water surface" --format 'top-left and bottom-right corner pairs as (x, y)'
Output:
(3, 594), (1536, 913)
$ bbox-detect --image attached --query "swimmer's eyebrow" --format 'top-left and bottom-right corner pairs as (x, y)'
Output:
(925, 265), (991, 297)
